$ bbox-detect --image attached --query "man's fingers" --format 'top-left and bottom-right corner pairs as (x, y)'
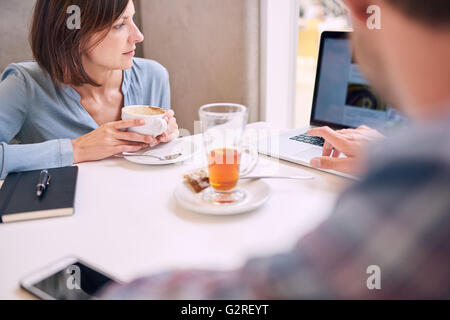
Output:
(323, 142), (342, 157)
(332, 149), (341, 158)
(309, 156), (358, 174)
(322, 141), (334, 157)
(307, 127), (349, 151)
(112, 119), (146, 130)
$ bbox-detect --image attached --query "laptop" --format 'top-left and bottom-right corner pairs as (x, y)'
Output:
(258, 31), (406, 178)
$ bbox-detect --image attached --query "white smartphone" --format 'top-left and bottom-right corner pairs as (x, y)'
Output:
(20, 256), (121, 300)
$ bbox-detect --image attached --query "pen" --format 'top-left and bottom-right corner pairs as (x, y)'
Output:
(36, 170), (51, 197)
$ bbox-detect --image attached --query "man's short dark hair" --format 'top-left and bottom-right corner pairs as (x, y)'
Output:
(387, 0), (450, 27)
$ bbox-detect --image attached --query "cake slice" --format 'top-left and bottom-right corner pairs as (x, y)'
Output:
(183, 168), (210, 193)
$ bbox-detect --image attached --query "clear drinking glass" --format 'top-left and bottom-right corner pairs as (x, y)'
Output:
(199, 103), (250, 204)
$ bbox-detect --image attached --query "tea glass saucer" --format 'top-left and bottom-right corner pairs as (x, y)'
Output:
(174, 179), (271, 215)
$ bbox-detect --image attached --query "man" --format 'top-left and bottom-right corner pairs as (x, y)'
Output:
(309, 125), (384, 174)
(102, 0), (450, 299)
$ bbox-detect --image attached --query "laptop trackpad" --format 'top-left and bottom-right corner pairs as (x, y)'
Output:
(292, 147), (323, 161)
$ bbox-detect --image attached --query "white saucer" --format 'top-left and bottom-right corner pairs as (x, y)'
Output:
(122, 138), (198, 165)
(174, 180), (271, 215)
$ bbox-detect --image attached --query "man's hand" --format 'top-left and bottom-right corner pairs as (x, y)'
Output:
(306, 125), (384, 174)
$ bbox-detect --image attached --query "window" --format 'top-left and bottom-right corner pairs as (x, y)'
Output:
(296, 0), (351, 127)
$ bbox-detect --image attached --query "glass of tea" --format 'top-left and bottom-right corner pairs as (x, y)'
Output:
(199, 103), (255, 204)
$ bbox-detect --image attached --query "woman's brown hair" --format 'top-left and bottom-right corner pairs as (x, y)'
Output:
(30, 0), (130, 87)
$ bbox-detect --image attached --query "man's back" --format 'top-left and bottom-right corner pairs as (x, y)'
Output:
(299, 115), (450, 298)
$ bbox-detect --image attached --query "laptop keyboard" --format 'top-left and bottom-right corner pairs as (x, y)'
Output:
(289, 134), (325, 147)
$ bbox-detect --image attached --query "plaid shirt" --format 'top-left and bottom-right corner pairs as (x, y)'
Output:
(101, 116), (450, 300)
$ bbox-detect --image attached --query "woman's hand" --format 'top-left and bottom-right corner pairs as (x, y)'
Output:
(306, 125), (384, 174)
(71, 119), (158, 164)
(156, 109), (180, 144)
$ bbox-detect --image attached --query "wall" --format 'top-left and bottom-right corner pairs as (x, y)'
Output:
(260, 0), (299, 130)
(0, 0), (35, 71)
(139, 0), (260, 134)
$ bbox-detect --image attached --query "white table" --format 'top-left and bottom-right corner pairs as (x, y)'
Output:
(0, 123), (350, 299)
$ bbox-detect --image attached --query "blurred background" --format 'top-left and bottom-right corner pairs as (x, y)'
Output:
(296, 0), (351, 127)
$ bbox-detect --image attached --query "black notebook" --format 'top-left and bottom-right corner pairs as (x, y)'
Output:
(0, 166), (78, 223)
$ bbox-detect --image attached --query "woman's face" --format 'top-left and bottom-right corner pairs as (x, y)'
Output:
(84, 0), (144, 71)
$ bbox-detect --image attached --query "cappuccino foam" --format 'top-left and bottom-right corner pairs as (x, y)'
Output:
(126, 106), (165, 116)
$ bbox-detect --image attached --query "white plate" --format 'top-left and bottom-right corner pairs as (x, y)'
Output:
(174, 180), (271, 215)
(122, 138), (198, 165)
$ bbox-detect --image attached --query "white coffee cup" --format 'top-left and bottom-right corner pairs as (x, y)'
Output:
(122, 105), (168, 137)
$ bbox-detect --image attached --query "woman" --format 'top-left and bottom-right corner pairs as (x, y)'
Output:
(0, 0), (179, 179)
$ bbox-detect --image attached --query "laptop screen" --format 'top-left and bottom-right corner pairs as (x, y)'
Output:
(310, 31), (406, 131)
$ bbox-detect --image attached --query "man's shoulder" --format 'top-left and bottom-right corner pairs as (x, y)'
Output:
(343, 119), (450, 216)
(368, 118), (450, 173)
(359, 157), (447, 196)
